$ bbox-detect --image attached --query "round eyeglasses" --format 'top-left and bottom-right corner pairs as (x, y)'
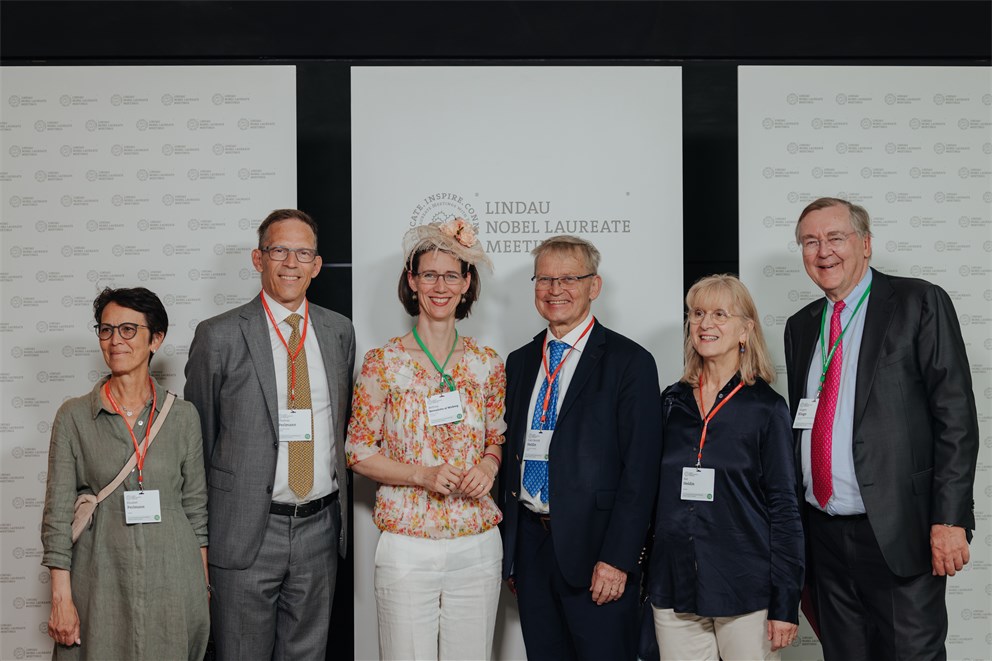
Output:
(687, 309), (738, 326)
(532, 274), (596, 290)
(95, 322), (149, 340)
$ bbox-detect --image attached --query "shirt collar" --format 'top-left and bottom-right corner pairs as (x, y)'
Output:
(544, 312), (595, 352)
(828, 268), (872, 315)
(261, 290), (306, 324)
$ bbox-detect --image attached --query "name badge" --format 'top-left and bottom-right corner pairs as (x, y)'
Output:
(681, 467), (715, 502)
(523, 429), (553, 461)
(793, 398), (819, 430)
(124, 490), (162, 524)
(426, 390), (464, 426)
(279, 408), (313, 442)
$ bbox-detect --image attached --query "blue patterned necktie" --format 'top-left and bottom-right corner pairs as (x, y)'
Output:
(523, 339), (568, 504)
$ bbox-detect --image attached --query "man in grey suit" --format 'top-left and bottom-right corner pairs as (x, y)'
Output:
(784, 197), (978, 660)
(185, 209), (355, 661)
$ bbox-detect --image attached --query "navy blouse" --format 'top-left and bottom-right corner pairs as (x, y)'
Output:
(648, 375), (804, 623)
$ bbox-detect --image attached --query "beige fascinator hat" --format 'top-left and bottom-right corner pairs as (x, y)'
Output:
(402, 218), (493, 271)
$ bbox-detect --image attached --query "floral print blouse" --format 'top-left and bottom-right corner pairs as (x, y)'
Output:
(346, 336), (506, 539)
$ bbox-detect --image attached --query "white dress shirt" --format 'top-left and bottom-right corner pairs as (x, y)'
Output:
(520, 312), (595, 514)
(261, 291), (337, 503)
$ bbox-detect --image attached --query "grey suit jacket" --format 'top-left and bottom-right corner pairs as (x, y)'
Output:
(784, 268), (978, 577)
(185, 294), (356, 569)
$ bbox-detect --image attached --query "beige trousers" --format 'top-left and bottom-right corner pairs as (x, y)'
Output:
(653, 606), (778, 661)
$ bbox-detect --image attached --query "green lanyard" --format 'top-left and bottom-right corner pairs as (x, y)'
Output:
(817, 283), (872, 396)
(412, 326), (459, 392)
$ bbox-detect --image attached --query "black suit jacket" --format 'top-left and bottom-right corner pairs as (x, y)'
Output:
(498, 321), (663, 587)
(784, 268), (978, 577)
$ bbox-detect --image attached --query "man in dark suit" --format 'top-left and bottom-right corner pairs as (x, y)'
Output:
(498, 235), (663, 660)
(185, 209), (355, 661)
(784, 197), (978, 661)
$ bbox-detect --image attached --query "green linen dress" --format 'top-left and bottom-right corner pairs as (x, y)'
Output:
(41, 377), (209, 661)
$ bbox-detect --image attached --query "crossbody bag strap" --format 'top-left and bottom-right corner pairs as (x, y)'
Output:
(94, 391), (177, 503)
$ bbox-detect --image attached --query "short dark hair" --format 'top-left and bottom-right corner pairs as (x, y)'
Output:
(93, 288), (169, 361)
(257, 209), (319, 250)
(397, 249), (481, 320)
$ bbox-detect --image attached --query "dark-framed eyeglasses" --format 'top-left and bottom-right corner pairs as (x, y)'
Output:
(416, 271), (464, 285)
(260, 246), (318, 263)
(94, 322), (149, 341)
(531, 274), (596, 290)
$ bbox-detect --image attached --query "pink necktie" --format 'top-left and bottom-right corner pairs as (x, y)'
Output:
(811, 300), (845, 508)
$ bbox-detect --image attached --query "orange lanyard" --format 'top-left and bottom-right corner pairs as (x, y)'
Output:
(105, 376), (157, 491)
(694, 373), (744, 468)
(261, 293), (309, 405)
(538, 317), (596, 425)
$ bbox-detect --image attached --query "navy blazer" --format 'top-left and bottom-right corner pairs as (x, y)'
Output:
(784, 268), (978, 577)
(498, 321), (664, 587)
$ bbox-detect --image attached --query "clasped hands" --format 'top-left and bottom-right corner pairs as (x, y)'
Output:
(417, 459), (497, 499)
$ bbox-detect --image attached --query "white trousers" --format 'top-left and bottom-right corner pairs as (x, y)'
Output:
(374, 528), (502, 661)
(653, 607), (778, 661)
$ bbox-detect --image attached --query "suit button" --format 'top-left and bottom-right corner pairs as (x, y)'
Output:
(273, 442), (278, 449)
(266, 485), (273, 494)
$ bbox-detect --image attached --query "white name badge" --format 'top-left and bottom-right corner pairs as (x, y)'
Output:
(793, 398), (819, 430)
(124, 490), (162, 524)
(681, 467), (715, 502)
(279, 408), (313, 442)
(426, 390), (464, 426)
(523, 429), (553, 461)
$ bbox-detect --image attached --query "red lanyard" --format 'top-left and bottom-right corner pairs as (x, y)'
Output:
(538, 317), (596, 424)
(693, 373), (744, 467)
(105, 376), (157, 491)
(261, 293), (309, 405)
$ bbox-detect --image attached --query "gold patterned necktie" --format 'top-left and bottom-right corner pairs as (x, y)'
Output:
(285, 313), (314, 499)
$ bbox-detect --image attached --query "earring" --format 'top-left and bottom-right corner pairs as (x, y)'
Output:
(461, 295), (467, 303)
(739, 342), (746, 354)
(412, 292), (418, 300)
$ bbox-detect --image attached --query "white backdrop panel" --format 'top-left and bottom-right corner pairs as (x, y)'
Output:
(0, 65), (296, 660)
(739, 65), (992, 661)
(352, 65), (684, 660)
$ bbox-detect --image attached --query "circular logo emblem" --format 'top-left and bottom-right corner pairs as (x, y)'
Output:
(762, 167), (774, 179)
(9, 145), (21, 157)
(85, 119), (97, 132)
(786, 142), (799, 154)
(909, 167), (921, 179)
(213, 193), (225, 206)
(137, 219), (150, 231)
(163, 294), (175, 306)
(933, 94), (945, 105)
(213, 244), (225, 256)
(212, 143), (224, 155)
(188, 269), (201, 281)
(187, 168), (199, 181)
(161, 93), (174, 106)
(163, 244), (175, 257)
(763, 266), (774, 278)
(162, 144), (174, 156)
(36, 322), (48, 334)
(787, 192), (799, 204)
(958, 167), (970, 179)
(10, 345), (23, 357)
(835, 93), (847, 105)
(884, 93), (896, 105)
(909, 118), (921, 130)
(910, 216), (921, 228)
(163, 194), (175, 206)
(787, 290), (799, 302)
(137, 269), (150, 282)
(35, 220), (47, 232)
(136, 169), (149, 181)
(9, 95), (21, 107)
(187, 118), (199, 130)
(959, 265), (970, 277)
(62, 345), (74, 358)
(188, 218), (200, 230)
(885, 241), (897, 252)
(763, 216), (774, 228)
(60, 94), (71, 107)
(214, 294), (226, 306)
(112, 244), (124, 257)
(112, 194), (123, 207)
(61, 245), (72, 258)
(238, 118), (250, 130)
(238, 168), (250, 180)
(935, 240), (947, 252)
(811, 167), (823, 179)
(860, 167), (872, 179)
(60, 194), (72, 207)
(239, 268), (253, 280)
(86, 169), (98, 182)
(87, 220), (99, 232)
(212, 93), (224, 106)
(836, 143), (848, 154)
(111, 94), (123, 106)
(60, 144), (72, 157)
(957, 118), (969, 130)
(859, 118), (872, 129)
(933, 192), (945, 203)
(786, 93), (798, 105)
(810, 118), (823, 130)
(35, 119), (47, 132)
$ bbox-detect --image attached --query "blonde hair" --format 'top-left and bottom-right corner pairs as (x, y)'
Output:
(531, 235), (601, 274)
(681, 274), (776, 386)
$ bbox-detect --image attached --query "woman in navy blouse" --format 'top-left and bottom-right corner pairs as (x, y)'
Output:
(649, 274), (804, 660)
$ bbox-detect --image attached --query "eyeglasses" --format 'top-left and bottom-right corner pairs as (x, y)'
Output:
(94, 323), (149, 340)
(260, 246), (318, 263)
(416, 271), (464, 285)
(532, 274), (596, 290)
(687, 309), (738, 326)
(800, 231), (856, 254)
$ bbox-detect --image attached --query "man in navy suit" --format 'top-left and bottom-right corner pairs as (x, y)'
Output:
(784, 198), (978, 660)
(499, 235), (663, 660)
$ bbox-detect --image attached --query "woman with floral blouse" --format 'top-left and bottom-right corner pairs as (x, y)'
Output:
(346, 218), (505, 660)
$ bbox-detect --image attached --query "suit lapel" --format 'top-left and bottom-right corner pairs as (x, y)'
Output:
(311, 306), (341, 420)
(853, 269), (895, 429)
(793, 301), (826, 406)
(556, 322), (606, 424)
(512, 333), (544, 455)
(241, 295), (280, 436)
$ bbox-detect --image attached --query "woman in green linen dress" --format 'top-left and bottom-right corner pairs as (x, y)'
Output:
(41, 287), (209, 660)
